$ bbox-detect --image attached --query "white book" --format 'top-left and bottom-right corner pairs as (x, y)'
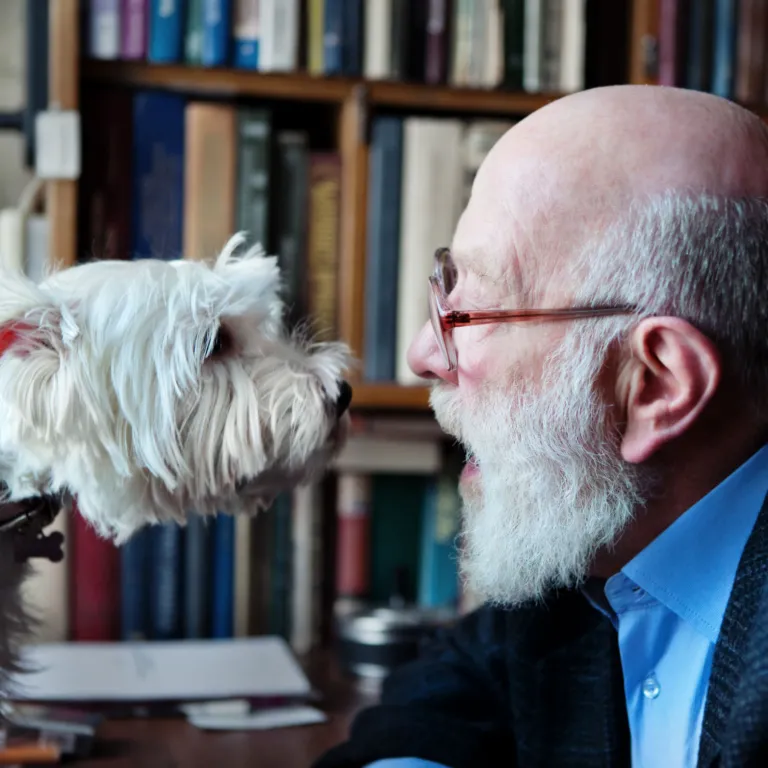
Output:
(0, 208), (25, 273)
(523, 0), (543, 92)
(483, 0), (505, 88)
(89, 0), (120, 59)
(26, 213), (49, 283)
(363, 0), (392, 79)
(11, 637), (312, 701)
(559, 0), (587, 93)
(333, 434), (442, 475)
(259, 0), (299, 72)
(540, 0), (564, 91)
(395, 118), (465, 385)
(450, 0), (472, 85)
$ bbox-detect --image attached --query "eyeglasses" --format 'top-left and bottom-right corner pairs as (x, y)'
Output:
(428, 247), (638, 372)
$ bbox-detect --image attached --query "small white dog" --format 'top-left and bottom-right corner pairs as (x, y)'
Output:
(0, 233), (352, 679)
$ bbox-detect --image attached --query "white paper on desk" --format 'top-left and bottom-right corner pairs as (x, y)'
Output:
(8, 636), (312, 702)
(187, 705), (327, 731)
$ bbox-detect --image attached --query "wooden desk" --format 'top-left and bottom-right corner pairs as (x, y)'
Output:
(76, 651), (377, 768)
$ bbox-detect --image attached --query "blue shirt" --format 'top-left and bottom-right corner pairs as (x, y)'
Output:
(364, 444), (768, 768)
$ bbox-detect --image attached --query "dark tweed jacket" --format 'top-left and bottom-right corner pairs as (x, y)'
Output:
(315, 493), (768, 768)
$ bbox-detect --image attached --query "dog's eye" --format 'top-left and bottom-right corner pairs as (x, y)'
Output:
(205, 326), (230, 359)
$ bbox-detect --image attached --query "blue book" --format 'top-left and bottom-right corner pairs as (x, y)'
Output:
(417, 475), (461, 609)
(363, 116), (403, 381)
(120, 526), (151, 640)
(183, 514), (210, 638)
(130, 91), (185, 261)
(202, 0), (232, 66)
(233, 0), (259, 68)
(711, 0), (738, 99)
(148, 0), (185, 63)
(323, 0), (343, 75)
(149, 523), (183, 639)
(210, 513), (235, 638)
(341, 0), (362, 76)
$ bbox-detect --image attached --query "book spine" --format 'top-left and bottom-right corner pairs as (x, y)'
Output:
(211, 513), (235, 638)
(712, 0), (738, 98)
(185, 0), (204, 64)
(202, 0), (232, 66)
(120, 527), (151, 640)
(363, 116), (402, 382)
(149, 524), (183, 639)
(425, 0), (450, 84)
(335, 473), (371, 607)
(341, 0), (363, 76)
(148, 0), (184, 63)
(89, 0), (121, 59)
(269, 494), (293, 639)
(233, 0), (260, 68)
(272, 131), (309, 327)
(306, 153), (341, 342)
(235, 107), (272, 248)
(323, 0), (344, 74)
(182, 102), (237, 262)
(69, 509), (120, 641)
(130, 91), (186, 260)
(503, 0), (525, 90)
(307, 0), (325, 74)
(417, 473), (461, 609)
(183, 514), (210, 638)
(120, 0), (147, 59)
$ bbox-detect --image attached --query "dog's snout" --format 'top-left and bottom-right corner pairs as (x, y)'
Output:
(335, 381), (353, 417)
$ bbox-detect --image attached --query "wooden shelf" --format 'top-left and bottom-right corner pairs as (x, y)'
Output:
(82, 60), (352, 102)
(350, 383), (432, 410)
(368, 79), (558, 114)
(82, 60), (560, 116)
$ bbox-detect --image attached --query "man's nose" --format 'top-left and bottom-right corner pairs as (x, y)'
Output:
(405, 322), (456, 384)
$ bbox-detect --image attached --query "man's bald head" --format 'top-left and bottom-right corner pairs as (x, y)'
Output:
(455, 85), (768, 306)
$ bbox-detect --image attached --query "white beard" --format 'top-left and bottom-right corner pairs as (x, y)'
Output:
(431, 330), (655, 607)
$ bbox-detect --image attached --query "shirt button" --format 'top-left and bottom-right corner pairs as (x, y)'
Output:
(642, 676), (660, 700)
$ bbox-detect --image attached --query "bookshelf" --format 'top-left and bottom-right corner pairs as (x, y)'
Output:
(82, 60), (560, 114)
(78, 60), (561, 412)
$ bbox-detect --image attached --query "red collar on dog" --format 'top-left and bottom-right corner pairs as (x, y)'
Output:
(0, 321), (37, 358)
(0, 324), (21, 357)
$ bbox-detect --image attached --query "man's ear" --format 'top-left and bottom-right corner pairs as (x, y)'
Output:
(620, 317), (721, 464)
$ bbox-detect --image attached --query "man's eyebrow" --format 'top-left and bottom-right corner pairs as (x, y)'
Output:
(453, 247), (524, 297)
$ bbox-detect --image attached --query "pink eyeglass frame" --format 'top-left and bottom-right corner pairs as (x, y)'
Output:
(428, 247), (638, 372)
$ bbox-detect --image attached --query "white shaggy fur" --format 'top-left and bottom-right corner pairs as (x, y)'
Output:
(0, 233), (351, 544)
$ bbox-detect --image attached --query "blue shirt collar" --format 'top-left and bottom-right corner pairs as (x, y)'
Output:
(617, 443), (768, 643)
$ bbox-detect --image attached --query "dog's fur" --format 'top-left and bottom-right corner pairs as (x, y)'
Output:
(0, 234), (351, 685)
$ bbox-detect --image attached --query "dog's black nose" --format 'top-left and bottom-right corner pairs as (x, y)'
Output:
(336, 381), (353, 417)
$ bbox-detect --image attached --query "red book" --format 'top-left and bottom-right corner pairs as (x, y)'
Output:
(69, 503), (120, 641)
(657, 0), (688, 86)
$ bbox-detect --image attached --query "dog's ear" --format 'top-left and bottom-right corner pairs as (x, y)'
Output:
(213, 233), (283, 315)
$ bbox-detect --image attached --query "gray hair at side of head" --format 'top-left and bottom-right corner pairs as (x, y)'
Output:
(561, 190), (768, 411)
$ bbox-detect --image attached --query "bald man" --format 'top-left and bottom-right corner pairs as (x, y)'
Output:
(315, 85), (768, 768)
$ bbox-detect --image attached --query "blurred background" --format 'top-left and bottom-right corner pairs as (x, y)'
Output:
(0, 0), (752, 747)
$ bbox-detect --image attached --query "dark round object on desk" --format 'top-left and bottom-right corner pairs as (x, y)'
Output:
(335, 605), (455, 687)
